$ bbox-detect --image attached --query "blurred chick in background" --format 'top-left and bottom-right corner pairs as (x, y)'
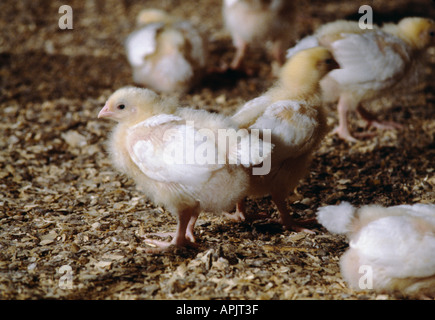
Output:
(98, 87), (272, 252)
(230, 47), (339, 232)
(222, 0), (298, 72)
(317, 202), (435, 299)
(287, 17), (435, 142)
(125, 9), (207, 94)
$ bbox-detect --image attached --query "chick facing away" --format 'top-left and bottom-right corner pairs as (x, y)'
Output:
(222, 0), (298, 72)
(317, 202), (435, 298)
(125, 9), (207, 94)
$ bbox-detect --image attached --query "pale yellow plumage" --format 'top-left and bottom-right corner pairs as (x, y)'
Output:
(125, 9), (207, 93)
(287, 17), (435, 141)
(98, 87), (272, 251)
(222, 0), (297, 70)
(230, 47), (338, 232)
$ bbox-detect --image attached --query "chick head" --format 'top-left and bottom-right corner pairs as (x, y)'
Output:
(136, 8), (171, 26)
(397, 17), (435, 50)
(279, 47), (339, 95)
(98, 87), (174, 125)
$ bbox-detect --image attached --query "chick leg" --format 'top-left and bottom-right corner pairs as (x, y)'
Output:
(185, 209), (199, 243)
(230, 35), (248, 70)
(144, 208), (198, 252)
(271, 40), (286, 66)
(224, 199), (270, 222)
(224, 200), (247, 222)
(272, 193), (316, 234)
(144, 209), (199, 244)
(270, 40), (286, 77)
(333, 94), (358, 142)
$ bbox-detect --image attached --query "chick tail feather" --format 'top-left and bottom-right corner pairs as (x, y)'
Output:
(316, 201), (356, 234)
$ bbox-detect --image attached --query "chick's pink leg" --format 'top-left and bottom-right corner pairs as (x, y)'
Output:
(272, 194), (316, 234)
(144, 208), (198, 252)
(224, 200), (247, 222)
(230, 36), (247, 70)
(333, 94), (358, 142)
(224, 199), (270, 222)
(271, 40), (286, 66)
(185, 210), (199, 243)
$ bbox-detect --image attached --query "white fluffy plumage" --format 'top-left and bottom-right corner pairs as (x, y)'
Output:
(98, 87), (272, 251)
(287, 17), (435, 141)
(317, 202), (435, 298)
(223, 0), (297, 70)
(125, 9), (207, 93)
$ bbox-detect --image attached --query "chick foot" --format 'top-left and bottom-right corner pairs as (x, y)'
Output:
(224, 200), (270, 222)
(273, 196), (318, 233)
(332, 126), (358, 143)
(278, 216), (318, 234)
(142, 233), (198, 253)
(367, 119), (403, 131)
(357, 105), (403, 131)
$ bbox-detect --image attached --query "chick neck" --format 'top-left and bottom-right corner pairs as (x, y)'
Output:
(123, 110), (155, 128)
(123, 100), (178, 128)
(391, 19), (431, 51)
(270, 66), (323, 104)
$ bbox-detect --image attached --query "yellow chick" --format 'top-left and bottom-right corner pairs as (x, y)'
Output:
(230, 47), (339, 232)
(287, 17), (435, 141)
(317, 202), (435, 299)
(125, 9), (207, 93)
(98, 87), (272, 251)
(222, 0), (297, 71)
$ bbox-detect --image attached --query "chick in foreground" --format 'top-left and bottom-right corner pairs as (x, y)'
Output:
(98, 87), (272, 251)
(125, 9), (207, 93)
(222, 0), (297, 71)
(317, 202), (435, 298)
(287, 17), (435, 141)
(230, 47), (339, 232)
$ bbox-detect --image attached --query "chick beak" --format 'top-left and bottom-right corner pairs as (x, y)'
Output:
(98, 103), (114, 118)
(328, 58), (340, 71)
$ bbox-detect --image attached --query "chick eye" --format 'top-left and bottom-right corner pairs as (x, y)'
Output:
(325, 58), (334, 64)
(117, 104), (126, 110)
(429, 31), (435, 37)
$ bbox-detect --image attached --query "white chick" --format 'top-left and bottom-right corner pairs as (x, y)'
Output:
(125, 9), (207, 93)
(287, 17), (435, 141)
(98, 87), (272, 251)
(317, 202), (435, 298)
(230, 47), (339, 232)
(222, 0), (297, 71)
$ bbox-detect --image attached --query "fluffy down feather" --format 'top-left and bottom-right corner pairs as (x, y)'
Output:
(125, 9), (207, 93)
(287, 17), (435, 141)
(230, 47), (338, 232)
(317, 202), (435, 298)
(98, 86), (272, 251)
(222, 0), (298, 70)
